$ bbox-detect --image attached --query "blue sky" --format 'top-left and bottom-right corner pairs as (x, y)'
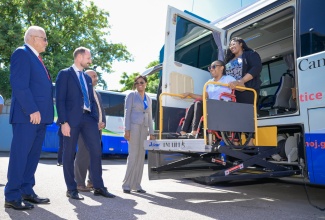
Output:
(91, 0), (257, 90)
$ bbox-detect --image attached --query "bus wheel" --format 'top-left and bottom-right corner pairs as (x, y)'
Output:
(221, 132), (253, 146)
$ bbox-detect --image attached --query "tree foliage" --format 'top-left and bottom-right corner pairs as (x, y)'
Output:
(0, 0), (132, 99)
(119, 60), (160, 94)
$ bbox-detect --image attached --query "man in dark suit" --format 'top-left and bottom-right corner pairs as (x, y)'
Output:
(74, 69), (106, 192)
(55, 47), (115, 200)
(5, 26), (54, 210)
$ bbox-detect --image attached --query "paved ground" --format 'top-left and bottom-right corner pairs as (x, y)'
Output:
(0, 152), (325, 220)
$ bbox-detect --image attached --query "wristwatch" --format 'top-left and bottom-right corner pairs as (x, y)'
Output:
(60, 121), (67, 125)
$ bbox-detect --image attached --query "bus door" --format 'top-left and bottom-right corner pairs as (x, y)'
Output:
(161, 6), (225, 133)
(297, 51), (325, 185)
(147, 6), (226, 180)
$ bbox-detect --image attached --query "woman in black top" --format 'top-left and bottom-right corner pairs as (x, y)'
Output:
(225, 37), (262, 104)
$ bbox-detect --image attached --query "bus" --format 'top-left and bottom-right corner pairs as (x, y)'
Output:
(42, 89), (157, 155)
(144, 0), (325, 186)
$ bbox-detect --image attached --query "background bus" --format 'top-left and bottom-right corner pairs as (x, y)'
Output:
(42, 89), (157, 155)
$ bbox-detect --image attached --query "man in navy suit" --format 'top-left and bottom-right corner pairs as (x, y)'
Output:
(74, 69), (106, 192)
(4, 26), (54, 210)
(55, 47), (115, 200)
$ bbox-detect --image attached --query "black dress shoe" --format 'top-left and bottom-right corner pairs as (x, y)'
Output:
(22, 194), (50, 204)
(4, 200), (34, 210)
(66, 190), (84, 200)
(136, 189), (146, 193)
(57, 162), (62, 166)
(123, 189), (131, 194)
(94, 187), (116, 198)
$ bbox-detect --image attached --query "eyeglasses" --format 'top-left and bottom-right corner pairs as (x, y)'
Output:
(135, 81), (145, 85)
(208, 64), (222, 71)
(32, 35), (48, 42)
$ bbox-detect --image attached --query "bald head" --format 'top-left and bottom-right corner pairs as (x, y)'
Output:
(85, 70), (98, 87)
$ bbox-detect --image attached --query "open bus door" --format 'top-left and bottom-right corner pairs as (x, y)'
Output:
(146, 6), (227, 181)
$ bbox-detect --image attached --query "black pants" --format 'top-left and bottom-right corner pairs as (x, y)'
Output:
(235, 89), (259, 139)
(181, 100), (203, 133)
(235, 89), (259, 104)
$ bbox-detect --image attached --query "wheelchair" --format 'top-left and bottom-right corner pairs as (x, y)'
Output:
(176, 90), (253, 146)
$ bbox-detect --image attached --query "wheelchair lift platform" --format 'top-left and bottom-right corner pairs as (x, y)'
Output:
(144, 139), (301, 184)
(149, 88), (301, 184)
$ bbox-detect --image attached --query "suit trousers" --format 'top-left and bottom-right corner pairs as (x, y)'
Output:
(5, 123), (46, 201)
(122, 123), (148, 191)
(63, 113), (104, 190)
(74, 130), (102, 186)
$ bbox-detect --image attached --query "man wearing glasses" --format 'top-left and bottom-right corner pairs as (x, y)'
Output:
(4, 26), (53, 210)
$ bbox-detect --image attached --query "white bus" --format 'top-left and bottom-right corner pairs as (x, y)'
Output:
(144, 0), (325, 186)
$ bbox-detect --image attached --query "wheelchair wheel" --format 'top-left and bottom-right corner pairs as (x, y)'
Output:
(221, 131), (253, 146)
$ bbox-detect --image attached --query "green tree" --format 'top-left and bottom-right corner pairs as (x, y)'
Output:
(119, 60), (160, 93)
(0, 0), (132, 99)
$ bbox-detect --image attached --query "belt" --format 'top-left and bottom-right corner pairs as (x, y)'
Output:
(83, 109), (91, 114)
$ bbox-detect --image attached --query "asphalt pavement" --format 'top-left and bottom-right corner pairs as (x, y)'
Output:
(0, 152), (325, 220)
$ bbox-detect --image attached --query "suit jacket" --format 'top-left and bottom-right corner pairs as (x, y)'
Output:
(124, 91), (154, 134)
(95, 91), (106, 125)
(9, 45), (53, 124)
(55, 67), (98, 126)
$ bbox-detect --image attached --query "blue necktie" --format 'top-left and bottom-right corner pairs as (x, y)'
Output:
(78, 71), (90, 108)
(143, 95), (148, 110)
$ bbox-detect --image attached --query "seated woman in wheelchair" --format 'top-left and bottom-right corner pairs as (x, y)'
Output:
(179, 60), (237, 138)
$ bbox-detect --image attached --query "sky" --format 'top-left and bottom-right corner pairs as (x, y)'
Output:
(91, 0), (257, 90)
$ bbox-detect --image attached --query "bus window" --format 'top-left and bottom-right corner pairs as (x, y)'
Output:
(260, 59), (288, 97)
(152, 99), (157, 120)
(99, 92), (110, 115)
(107, 94), (124, 117)
(299, 0), (325, 56)
(175, 16), (218, 70)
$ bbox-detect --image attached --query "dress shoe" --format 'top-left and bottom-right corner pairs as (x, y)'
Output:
(57, 162), (63, 166)
(123, 189), (131, 194)
(4, 200), (34, 210)
(66, 190), (84, 200)
(86, 180), (94, 190)
(94, 187), (116, 198)
(77, 185), (91, 192)
(22, 194), (50, 204)
(136, 189), (146, 193)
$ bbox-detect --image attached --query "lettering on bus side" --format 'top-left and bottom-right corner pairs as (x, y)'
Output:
(148, 142), (160, 147)
(298, 57), (325, 71)
(305, 140), (325, 149)
(163, 142), (181, 148)
(299, 92), (323, 102)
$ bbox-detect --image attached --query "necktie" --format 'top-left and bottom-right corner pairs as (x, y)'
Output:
(93, 90), (102, 123)
(78, 71), (90, 108)
(38, 55), (51, 80)
(143, 95), (148, 110)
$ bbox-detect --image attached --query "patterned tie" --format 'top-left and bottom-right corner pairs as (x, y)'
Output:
(38, 55), (50, 80)
(93, 90), (102, 123)
(78, 71), (90, 108)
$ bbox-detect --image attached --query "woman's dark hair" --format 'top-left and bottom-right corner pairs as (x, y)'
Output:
(132, 75), (148, 90)
(214, 60), (226, 75)
(224, 37), (253, 63)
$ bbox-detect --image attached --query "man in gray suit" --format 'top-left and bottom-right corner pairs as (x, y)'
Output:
(74, 69), (106, 192)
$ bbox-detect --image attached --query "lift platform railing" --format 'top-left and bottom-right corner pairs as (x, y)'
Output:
(158, 93), (184, 140)
(202, 81), (258, 146)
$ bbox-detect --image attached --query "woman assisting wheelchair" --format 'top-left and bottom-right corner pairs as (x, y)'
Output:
(225, 37), (262, 104)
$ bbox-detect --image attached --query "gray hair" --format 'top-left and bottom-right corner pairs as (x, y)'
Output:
(24, 26), (45, 44)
